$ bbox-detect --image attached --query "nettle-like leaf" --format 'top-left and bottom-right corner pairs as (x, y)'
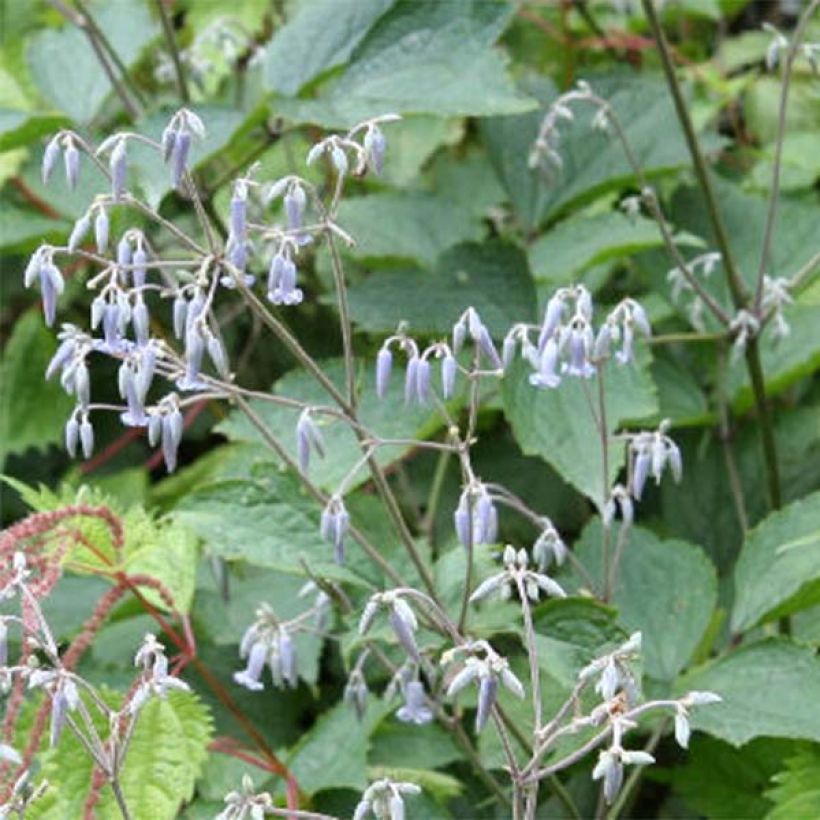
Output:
(766, 744), (820, 819)
(1, 477), (198, 612)
(273, 0), (535, 127)
(502, 351), (658, 509)
(732, 490), (820, 632)
(0, 311), (75, 465)
(345, 241), (537, 335)
(681, 639), (820, 746)
(24, 690), (212, 820)
(572, 521), (718, 681)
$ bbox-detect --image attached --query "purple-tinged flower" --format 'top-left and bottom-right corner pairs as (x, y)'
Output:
(102, 302), (122, 350)
(94, 207), (109, 253)
(117, 235), (132, 269)
(404, 355), (419, 404)
(415, 358), (431, 404)
(320, 497), (349, 564)
(375, 346), (392, 398)
(268, 256), (302, 306)
(396, 681), (433, 725)
(615, 323), (634, 365)
(233, 641), (267, 691)
(68, 213), (90, 252)
(132, 299), (150, 347)
(49, 680), (79, 747)
(529, 337), (561, 389)
(73, 359), (90, 408)
(278, 628), (298, 688)
(65, 415), (79, 458)
(132, 245), (147, 289)
(173, 294), (187, 339)
(40, 262), (64, 327)
(594, 322), (613, 360)
(476, 325), (502, 369)
(284, 184), (306, 230)
(110, 139), (127, 200)
(475, 674), (498, 733)
(161, 123), (177, 163)
(593, 751), (624, 805)
(79, 416), (94, 459)
(389, 598), (420, 662)
(344, 669), (369, 722)
(295, 411), (325, 474)
(24, 246), (45, 288)
(331, 145), (348, 175)
(171, 130), (192, 188)
(64, 139), (79, 190)
(364, 125), (386, 174)
(538, 294), (565, 352)
(178, 326), (205, 391)
(632, 449), (650, 500)
(230, 180), (247, 237)
(161, 407), (183, 472)
(441, 352), (457, 399)
(42, 137), (61, 184)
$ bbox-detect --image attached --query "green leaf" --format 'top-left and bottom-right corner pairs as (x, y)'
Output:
(217, 360), (444, 494)
(346, 241), (537, 335)
(501, 352), (658, 508)
(0, 204), (68, 252)
(3, 477), (198, 612)
(274, 0), (535, 126)
(671, 736), (788, 819)
(651, 354), (711, 427)
(574, 521), (718, 680)
(26, 690), (212, 820)
(0, 311), (75, 465)
(528, 210), (702, 287)
(336, 191), (483, 267)
(27, 0), (159, 123)
(482, 73), (714, 230)
(0, 108), (69, 151)
(766, 745), (820, 819)
(285, 699), (390, 795)
(681, 639), (820, 746)
(368, 722), (462, 770)
(731, 490), (820, 633)
(264, 0), (395, 96)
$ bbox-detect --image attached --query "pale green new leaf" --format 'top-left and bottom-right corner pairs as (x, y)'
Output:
(766, 745), (820, 820)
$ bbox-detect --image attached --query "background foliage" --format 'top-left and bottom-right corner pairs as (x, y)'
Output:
(1, 0), (819, 817)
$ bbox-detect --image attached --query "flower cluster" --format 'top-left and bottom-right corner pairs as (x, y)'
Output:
(626, 419), (683, 500)
(353, 778), (422, 820)
(469, 545), (567, 605)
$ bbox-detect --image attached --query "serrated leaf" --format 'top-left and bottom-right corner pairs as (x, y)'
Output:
(273, 0), (535, 126)
(573, 521), (717, 680)
(528, 210), (702, 287)
(0, 311), (75, 464)
(681, 639), (820, 746)
(766, 744), (820, 819)
(337, 191), (483, 267)
(501, 352), (658, 509)
(27, 0), (159, 123)
(346, 241), (537, 335)
(25, 690), (212, 820)
(732, 490), (820, 632)
(284, 699), (391, 795)
(264, 0), (395, 96)
(217, 360), (444, 493)
(2, 478), (198, 612)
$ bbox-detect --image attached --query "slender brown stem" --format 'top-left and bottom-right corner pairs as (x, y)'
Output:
(155, 0), (190, 104)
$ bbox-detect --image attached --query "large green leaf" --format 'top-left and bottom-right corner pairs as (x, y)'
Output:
(481, 73), (713, 230)
(27, 0), (159, 123)
(681, 639), (820, 746)
(0, 311), (75, 465)
(731, 490), (820, 633)
(574, 521), (718, 680)
(346, 241), (537, 335)
(274, 0), (535, 126)
(217, 360), (444, 493)
(336, 191), (483, 267)
(501, 351), (658, 508)
(26, 690), (212, 820)
(284, 699), (391, 795)
(264, 0), (395, 96)
(528, 210), (702, 287)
